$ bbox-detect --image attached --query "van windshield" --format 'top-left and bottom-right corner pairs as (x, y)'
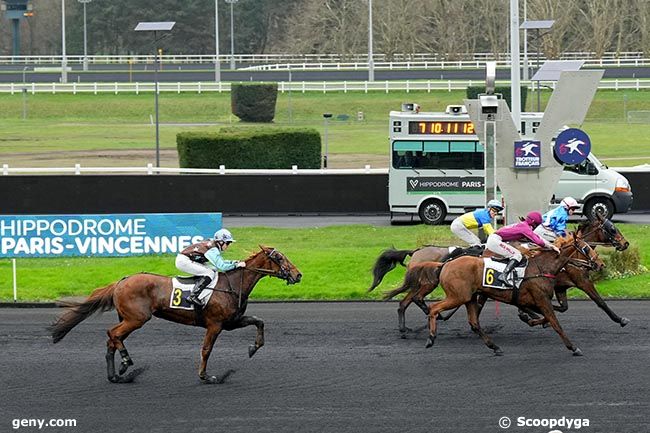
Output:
(589, 153), (606, 168)
(392, 140), (483, 170)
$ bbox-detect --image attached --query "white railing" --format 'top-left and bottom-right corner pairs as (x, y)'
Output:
(0, 51), (647, 66)
(2, 163), (646, 176)
(243, 57), (650, 72)
(0, 163), (387, 176)
(2, 79), (650, 95)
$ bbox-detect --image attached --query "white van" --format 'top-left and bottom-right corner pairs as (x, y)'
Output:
(553, 152), (632, 220)
(388, 105), (633, 224)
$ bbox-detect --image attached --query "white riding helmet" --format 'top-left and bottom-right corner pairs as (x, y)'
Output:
(561, 197), (579, 210)
(214, 228), (236, 243)
(486, 199), (504, 212)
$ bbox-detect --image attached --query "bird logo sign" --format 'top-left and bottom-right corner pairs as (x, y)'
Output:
(514, 140), (541, 169)
(554, 128), (591, 165)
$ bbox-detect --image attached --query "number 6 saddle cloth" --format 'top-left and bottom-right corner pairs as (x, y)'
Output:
(482, 258), (528, 290)
(168, 276), (218, 310)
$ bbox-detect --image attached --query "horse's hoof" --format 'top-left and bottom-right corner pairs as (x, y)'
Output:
(620, 317), (630, 327)
(201, 375), (219, 384)
(494, 348), (504, 356)
(119, 363), (131, 375)
(572, 348), (584, 357)
(202, 369), (235, 384)
(542, 322), (550, 328)
(425, 336), (435, 348)
(248, 345), (258, 358)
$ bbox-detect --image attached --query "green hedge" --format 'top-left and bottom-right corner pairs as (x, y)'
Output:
(231, 83), (278, 122)
(466, 86), (528, 111)
(177, 127), (321, 169)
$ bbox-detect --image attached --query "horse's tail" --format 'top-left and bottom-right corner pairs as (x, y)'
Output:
(368, 247), (416, 292)
(50, 282), (117, 344)
(382, 262), (443, 301)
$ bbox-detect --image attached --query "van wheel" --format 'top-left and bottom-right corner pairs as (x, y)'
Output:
(419, 200), (447, 225)
(584, 197), (614, 220)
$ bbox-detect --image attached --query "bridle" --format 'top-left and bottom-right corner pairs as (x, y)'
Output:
(578, 219), (624, 250)
(560, 237), (602, 271)
(246, 248), (296, 283)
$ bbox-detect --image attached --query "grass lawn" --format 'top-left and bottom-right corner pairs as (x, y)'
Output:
(1, 90), (650, 167)
(0, 223), (647, 302)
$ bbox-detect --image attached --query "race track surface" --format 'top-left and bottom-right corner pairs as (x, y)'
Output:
(1, 301), (648, 433)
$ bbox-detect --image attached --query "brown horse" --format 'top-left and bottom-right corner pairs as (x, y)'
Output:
(424, 235), (604, 356)
(373, 215), (629, 332)
(50, 246), (302, 384)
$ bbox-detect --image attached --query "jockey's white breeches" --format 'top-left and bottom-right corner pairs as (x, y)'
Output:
(175, 254), (216, 281)
(486, 234), (522, 262)
(451, 217), (482, 245)
(534, 224), (558, 242)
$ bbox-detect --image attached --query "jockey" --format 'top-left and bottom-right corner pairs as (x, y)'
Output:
(175, 228), (246, 306)
(450, 199), (503, 245)
(486, 211), (560, 287)
(534, 197), (580, 242)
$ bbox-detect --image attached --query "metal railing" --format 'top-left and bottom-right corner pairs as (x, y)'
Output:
(0, 163), (387, 176)
(2, 79), (650, 95)
(0, 51), (648, 66)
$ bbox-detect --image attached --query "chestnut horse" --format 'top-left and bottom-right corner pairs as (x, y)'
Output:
(50, 246), (302, 384)
(371, 215), (628, 332)
(424, 235), (604, 356)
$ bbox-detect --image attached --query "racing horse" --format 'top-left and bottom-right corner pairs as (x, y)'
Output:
(372, 214), (629, 332)
(424, 235), (604, 355)
(50, 246), (302, 384)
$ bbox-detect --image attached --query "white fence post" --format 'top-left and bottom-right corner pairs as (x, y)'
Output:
(147, 163), (153, 175)
(3, 164), (8, 175)
(75, 164), (81, 175)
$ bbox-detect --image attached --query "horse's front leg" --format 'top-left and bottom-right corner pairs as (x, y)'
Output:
(199, 323), (233, 384)
(224, 315), (265, 358)
(533, 294), (582, 356)
(577, 278), (630, 327)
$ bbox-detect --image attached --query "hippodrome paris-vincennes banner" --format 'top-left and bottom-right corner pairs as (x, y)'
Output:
(0, 213), (222, 258)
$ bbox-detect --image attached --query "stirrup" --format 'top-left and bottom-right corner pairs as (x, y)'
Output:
(187, 294), (202, 306)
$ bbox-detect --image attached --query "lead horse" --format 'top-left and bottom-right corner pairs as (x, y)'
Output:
(50, 246), (302, 383)
(425, 235), (605, 355)
(370, 215), (629, 332)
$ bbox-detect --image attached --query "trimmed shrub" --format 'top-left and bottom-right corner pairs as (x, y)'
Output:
(590, 246), (647, 282)
(231, 83), (278, 122)
(466, 86), (528, 112)
(177, 127), (321, 169)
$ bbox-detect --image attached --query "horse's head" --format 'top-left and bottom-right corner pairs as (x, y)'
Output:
(578, 213), (629, 251)
(253, 246), (302, 285)
(559, 233), (605, 272)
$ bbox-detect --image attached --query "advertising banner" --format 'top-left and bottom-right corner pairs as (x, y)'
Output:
(514, 140), (541, 169)
(0, 213), (221, 258)
(407, 177), (484, 193)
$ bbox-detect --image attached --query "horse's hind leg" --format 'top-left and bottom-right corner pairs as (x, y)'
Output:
(397, 290), (416, 334)
(106, 316), (149, 378)
(466, 301), (502, 355)
(224, 315), (265, 358)
(426, 297), (465, 348)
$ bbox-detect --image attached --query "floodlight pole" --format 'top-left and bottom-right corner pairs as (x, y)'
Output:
(323, 113), (332, 168)
(154, 34), (160, 168)
(509, 0), (521, 131)
(214, 0), (221, 82)
(78, 0), (91, 72)
(61, 0), (68, 83)
(536, 28), (541, 112)
(368, 0), (374, 82)
(226, 0), (238, 70)
(522, 0), (528, 81)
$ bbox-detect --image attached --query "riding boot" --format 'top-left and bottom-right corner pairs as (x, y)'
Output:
(187, 276), (211, 306)
(497, 258), (520, 287)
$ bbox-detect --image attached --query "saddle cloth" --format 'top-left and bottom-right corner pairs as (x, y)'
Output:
(482, 258), (528, 290)
(169, 276), (218, 310)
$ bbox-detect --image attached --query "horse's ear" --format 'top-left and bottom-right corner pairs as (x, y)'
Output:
(258, 244), (266, 251)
